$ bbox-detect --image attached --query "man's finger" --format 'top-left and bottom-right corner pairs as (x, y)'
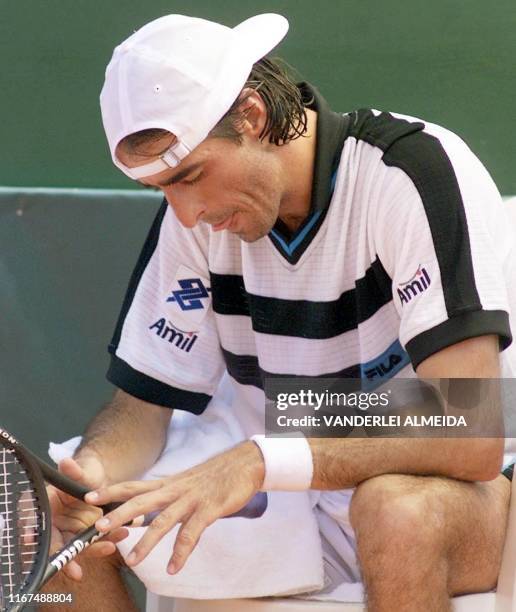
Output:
(50, 526), (84, 581)
(83, 541), (118, 558)
(94, 489), (174, 533)
(63, 560), (83, 581)
(73, 530), (129, 559)
(105, 526), (130, 544)
(49, 526), (65, 555)
(167, 514), (211, 574)
(125, 502), (192, 567)
(54, 512), (102, 535)
(58, 457), (85, 483)
(85, 479), (163, 505)
(84, 527), (130, 551)
(48, 483), (78, 511)
(60, 452), (107, 490)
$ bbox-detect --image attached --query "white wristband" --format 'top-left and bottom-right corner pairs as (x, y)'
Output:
(251, 434), (313, 491)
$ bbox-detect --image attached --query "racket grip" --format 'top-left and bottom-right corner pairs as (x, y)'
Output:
(42, 525), (102, 585)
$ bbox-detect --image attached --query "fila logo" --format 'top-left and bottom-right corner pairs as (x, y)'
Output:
(167, 278), (211, 311)
(364, 353), (403, 380)
(397, 266), (431, 306)
(150, 318), (198, 352)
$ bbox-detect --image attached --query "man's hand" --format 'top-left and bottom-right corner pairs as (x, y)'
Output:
(85, 441), (265, 574)
(48, 453), (129, 581)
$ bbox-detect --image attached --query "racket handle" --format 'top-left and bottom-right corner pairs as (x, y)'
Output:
(42, 525), (101, 585)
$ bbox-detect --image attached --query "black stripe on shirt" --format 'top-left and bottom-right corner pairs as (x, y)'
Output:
(349, 110), (512, 362)
(350, 109), (481, 317)
(210, 272), (250, 316)
(383, 129), (482, 317)
(107, 354), (211, 414)
(222, 347), (361, 392)
(211, 258), (392, 338)
(406, 309), (512, 369)
(109, 200), (168, 353)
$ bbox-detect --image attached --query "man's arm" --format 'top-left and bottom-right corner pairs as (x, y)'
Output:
(45, 389), (172, 580)
(75, 388), (173, 484)
(308, 334), (504, 489)
(86, 335), (505, 573)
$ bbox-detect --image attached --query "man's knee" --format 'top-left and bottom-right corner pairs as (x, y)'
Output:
(350, 474), (446, 558)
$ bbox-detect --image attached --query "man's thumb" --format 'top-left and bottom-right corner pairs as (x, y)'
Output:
(59, 455), (105, 489)
(58, 456), (84, 482)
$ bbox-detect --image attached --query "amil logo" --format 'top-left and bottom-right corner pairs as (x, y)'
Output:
(149, 319), (198, 353)
(397, 266), (431, 306)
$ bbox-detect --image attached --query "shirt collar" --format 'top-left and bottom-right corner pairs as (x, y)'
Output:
(299, 82), (350, 213)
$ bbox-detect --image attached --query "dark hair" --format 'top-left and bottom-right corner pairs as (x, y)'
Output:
(211, 57), (308, 145)
(119, 57), (308, 156)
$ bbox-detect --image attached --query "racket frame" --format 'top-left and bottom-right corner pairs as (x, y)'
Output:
(0, 428), (117, 612)
(0, 428), (52, 612)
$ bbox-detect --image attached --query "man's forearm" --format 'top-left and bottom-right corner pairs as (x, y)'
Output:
(308, 338), (505, 490)
(308, 436), (505, 489)
(75, 389), (172, 484)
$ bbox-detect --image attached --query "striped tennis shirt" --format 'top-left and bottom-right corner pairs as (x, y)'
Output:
(106, 83), (516, 418)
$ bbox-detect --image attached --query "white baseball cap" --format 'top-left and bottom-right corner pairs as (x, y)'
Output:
(100, 13), (289, 180)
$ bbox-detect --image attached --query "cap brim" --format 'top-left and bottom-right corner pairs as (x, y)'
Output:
(233, 13), (289, 61)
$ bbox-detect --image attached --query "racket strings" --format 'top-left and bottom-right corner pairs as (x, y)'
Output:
(0, 448), (44, 609)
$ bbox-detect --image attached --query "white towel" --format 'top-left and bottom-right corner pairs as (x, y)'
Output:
(48, 374), (326, 599)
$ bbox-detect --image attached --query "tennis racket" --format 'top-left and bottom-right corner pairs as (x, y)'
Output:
(0, 426), (267, 611)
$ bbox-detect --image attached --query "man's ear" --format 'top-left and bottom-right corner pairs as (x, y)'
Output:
(234, 88), (268, 139)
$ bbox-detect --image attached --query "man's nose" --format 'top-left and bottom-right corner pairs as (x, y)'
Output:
(164, 192), (206, 228)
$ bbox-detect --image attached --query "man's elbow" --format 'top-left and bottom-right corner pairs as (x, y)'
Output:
(451, 438), (505, 482)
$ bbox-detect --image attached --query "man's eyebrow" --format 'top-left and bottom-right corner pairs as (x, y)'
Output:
(137, 162), (203, 188)
(159, 163), (203, 186)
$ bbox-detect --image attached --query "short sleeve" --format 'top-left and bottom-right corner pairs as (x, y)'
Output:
(374, 124), (513, 369)
(107, 200), (225, 413)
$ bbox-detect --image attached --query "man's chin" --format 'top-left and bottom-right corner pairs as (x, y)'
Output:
(225, 212), (276, 243)
(234, 228), (270, 243)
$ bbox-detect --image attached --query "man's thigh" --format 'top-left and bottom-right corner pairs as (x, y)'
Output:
(40, 550), (138, 612)
(350, 472), (511, 595)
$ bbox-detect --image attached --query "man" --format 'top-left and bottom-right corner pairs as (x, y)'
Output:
(45, 12), (515, 612)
